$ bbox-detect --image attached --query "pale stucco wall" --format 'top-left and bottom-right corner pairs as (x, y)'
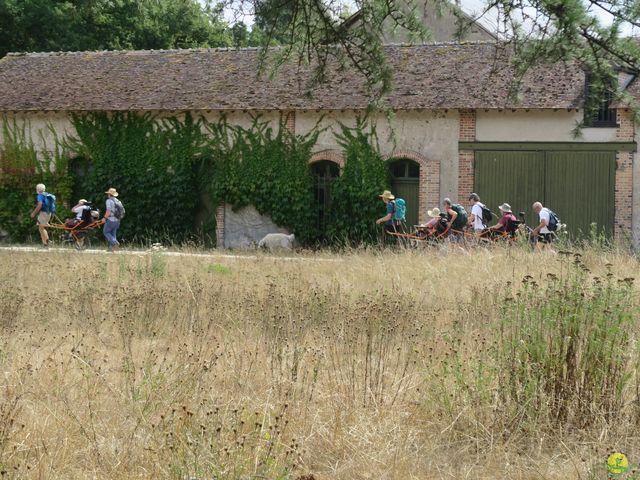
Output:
(476, 110), (619, 142)
(295, 110), (460, 200)
(0, 112), (76, 153)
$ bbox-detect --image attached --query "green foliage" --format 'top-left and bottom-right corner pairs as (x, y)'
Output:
(325, 118), (389, 245)
(68, 112), (211, 244)
(0, 0), (232, 58)
(496, 261), (638, 428)
(0, 117), (73, 242)
(1, 112), (392, 247)
(206, 116), (322, 245)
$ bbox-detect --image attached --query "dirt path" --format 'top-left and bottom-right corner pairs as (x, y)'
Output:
(0, 245), (340, 262)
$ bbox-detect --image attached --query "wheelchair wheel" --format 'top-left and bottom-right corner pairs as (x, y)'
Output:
(74, 236), (92, 250)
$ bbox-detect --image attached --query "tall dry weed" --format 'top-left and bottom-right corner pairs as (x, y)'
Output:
(0, 247), (638, 479)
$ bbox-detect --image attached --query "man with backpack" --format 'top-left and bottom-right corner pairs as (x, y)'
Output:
(29, 183), (55, 248)
(376, 190), (401, 234)
(468, 193), (492, 234)
(531, 201), (558, 251)
(101, 187), (125, 252)
(443, 198), (468, 243)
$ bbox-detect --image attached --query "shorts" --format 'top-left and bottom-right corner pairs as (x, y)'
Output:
(37, 211), (51, 225)
(538, 232), (554, 244)
(384, 223), (399, 234)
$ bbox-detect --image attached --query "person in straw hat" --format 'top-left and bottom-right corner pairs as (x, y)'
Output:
(488, 202), (517, 235)
(424, 207), (446, 231)
(101, 187), (124, 251)
(376, 190), (399, 234)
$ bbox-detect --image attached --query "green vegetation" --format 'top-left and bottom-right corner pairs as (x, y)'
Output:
(0, 118), (72, 242)
(0, 113), (393, 246)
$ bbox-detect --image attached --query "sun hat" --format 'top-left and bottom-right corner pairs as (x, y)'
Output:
(427, 207), (441, 218)
(499, 203), (512, 213)
(105, 188), (119, 197)
(379, 190), (395, 200)
(78, 199), (88, 204)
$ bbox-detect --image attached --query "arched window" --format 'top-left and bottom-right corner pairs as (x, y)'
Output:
(389, 159), (420, 227)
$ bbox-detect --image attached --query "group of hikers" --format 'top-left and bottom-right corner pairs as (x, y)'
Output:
(30, 182), (557, 252)
(30, 184), (125, 251)
(377, 190), (560, 250)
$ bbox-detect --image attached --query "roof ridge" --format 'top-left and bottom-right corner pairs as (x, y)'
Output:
(4, 41), (503, 57)
(4, 46), (276, 57)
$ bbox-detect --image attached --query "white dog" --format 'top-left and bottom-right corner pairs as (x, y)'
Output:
(258, 233), (295, 250)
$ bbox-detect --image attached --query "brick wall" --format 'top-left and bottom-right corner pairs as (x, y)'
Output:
(386, 150), (440, 224)
(615, 109), (634, 238)
(283, 111), (296, 134)
(457, 110), (476, 202)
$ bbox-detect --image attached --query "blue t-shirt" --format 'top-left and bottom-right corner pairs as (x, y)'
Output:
(385, 201), (396, 226)
(36, 193), (45, 205)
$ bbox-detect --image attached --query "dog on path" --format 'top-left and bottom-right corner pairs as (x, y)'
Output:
(258, 233), (295, 250)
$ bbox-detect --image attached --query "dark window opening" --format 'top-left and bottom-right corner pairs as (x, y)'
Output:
(312, 160), (340, 236)
(390, 159), (420, 179)
(584, 73), (617, 128)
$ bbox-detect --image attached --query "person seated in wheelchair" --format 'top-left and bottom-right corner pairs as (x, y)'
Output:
(485, 203), (519, 238)
(416, 208), (448, 238)
(64, 199), (99, 228)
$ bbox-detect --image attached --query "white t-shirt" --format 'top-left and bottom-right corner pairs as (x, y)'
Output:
(539, 208), (551, 234)
(471, 202), (485, 230)
(72, 204), (88, 220)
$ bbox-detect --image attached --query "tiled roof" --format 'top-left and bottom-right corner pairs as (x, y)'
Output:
(0, 43), (587, 111)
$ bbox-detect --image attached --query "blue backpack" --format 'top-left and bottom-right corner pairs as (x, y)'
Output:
(40, 193), (56, 214)
(393, 198), (406, 222)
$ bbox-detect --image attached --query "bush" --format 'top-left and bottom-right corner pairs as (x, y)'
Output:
(0, 118), (73, 242)
(496, 258), (638, 428)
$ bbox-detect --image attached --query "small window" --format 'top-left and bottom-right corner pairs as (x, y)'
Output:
(584, 73), (617, 128)
(390, 159), (420, 179)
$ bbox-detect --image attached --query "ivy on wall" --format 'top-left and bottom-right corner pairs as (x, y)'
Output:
(205, 116), (322, 245)
(0, 118), (73, 242)
(0, 113), (391, 247)
(68, 112), (211, 244)
(325, 118), (389, 245)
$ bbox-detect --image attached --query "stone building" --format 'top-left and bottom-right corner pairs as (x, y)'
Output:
(0, 43), (637, 247)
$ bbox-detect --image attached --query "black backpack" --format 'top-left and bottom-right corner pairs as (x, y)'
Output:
(547, 209), (560, 232)
(480, 204), (493, 224)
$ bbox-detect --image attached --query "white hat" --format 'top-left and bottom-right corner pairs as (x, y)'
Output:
(499, 203), (512, 213)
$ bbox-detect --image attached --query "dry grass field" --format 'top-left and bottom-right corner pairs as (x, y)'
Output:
(1, 246), (639, 479)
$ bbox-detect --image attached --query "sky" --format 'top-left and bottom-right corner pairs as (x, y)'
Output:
(201, 0), (635, 35)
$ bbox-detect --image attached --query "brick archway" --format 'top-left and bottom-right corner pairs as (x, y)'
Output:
(309, 150), (345, 168)
(384, 150), (440, 224)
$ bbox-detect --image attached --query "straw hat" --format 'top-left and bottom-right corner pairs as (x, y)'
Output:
(427, 207), (441, 218)
(379, 190), (395, 200)
(105, 188), (119, 197)
(78, 199), (88, 204)
(498, 203), (512, 213)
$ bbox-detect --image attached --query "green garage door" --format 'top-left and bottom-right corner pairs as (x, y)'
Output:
(545, 152), (615, 236)
(475, 150), (615, 236)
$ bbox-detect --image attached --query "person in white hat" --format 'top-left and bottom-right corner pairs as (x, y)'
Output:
(64, 199), (90, 228)
(375, 190), (399, 233)
(488, 203), (517, 235)
(101, 188), (124, 251)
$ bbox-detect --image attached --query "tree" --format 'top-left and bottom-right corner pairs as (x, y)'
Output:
(0, 0), (232, 58)
(223, 0), (640, 105)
